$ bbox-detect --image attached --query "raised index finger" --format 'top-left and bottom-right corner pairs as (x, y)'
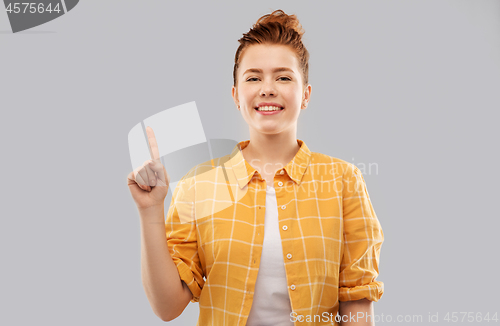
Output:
(146, 126), (161, 160)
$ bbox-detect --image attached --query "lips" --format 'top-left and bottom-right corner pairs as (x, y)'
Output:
(254, 107), (284, 115)
(254, 106), (284, 110)
(255, 102), (284, 109)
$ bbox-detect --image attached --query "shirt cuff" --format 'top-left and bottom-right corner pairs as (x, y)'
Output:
(339, 281), (384, 302)
(175, 259), (203, 303)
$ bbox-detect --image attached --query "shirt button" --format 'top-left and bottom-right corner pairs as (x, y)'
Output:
(279, 170), (284, 175)
(286, 253), (292, 260)
(278, 181), (283, 187)
(281, 205), (286, 210)
(290, 284), (296, 291)
(282, 225), (288, 231)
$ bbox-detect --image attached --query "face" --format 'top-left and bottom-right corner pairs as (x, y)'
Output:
(232, 44), (311, 135)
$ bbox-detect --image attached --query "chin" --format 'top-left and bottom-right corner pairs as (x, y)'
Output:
(257, 127), (284, 134)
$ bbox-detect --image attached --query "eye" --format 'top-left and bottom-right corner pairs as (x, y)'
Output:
(246, 77), (259, 82)
(278, 76), (292, 81)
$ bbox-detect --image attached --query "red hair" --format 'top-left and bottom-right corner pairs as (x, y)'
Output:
(233, 9), (309, 87)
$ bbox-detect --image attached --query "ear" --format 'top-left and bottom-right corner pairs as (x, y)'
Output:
(302, 84), (312, 109)
(231, 85), (240, 110)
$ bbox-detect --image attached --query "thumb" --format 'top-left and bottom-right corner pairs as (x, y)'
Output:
(148, 160), (170, 187)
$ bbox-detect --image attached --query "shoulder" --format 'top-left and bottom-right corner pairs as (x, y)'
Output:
(309, 151), (359, 175)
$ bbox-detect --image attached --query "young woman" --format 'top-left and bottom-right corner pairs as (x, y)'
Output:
(127, 9), (383, 326)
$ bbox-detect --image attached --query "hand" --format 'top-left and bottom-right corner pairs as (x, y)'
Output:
(127, 126), (170, 209)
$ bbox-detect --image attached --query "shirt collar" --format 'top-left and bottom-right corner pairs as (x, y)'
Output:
(226, 139), (312, 189)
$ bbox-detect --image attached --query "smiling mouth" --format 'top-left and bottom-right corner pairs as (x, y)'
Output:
(254, 106), (284, 112)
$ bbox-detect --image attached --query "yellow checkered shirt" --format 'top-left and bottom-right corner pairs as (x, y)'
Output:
(165, 139), (384, 325)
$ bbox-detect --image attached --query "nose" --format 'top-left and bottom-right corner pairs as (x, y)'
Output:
(260, 79), (276, 97)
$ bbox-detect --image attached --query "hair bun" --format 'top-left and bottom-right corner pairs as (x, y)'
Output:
(255, 9), (305, 37)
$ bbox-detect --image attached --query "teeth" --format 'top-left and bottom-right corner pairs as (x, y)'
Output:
(256, 106), (282, 111)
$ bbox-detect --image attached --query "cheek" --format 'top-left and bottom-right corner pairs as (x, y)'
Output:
(238, 86), (257, 102)
(282, 87), (302, 104)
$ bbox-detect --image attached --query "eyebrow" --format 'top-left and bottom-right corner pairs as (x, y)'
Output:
(243, 67), (295, 75)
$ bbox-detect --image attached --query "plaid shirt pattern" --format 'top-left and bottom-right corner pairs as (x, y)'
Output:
(165, 139), (384, 325)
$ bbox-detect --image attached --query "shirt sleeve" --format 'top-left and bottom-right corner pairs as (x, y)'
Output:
(165, 171), (205, 303)
(339, 163), (384, 302)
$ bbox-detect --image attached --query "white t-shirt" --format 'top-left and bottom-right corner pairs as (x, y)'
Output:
(246, 185), (294, 326)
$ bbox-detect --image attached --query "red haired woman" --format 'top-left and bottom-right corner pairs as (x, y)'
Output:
(128, 9), (383, 326)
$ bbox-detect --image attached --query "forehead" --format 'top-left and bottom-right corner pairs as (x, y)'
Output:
(239, 44), (300, 73)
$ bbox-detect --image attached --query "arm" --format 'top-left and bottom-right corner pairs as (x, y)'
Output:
(139, 204), (192, 321)
(338, 164), (384, 324)
(339, 299), (374, 326)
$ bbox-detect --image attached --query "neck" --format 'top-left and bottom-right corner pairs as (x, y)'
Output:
(243, 127), (300, 168)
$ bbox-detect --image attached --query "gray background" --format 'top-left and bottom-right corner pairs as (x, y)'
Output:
(1, 1), (499, 325)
